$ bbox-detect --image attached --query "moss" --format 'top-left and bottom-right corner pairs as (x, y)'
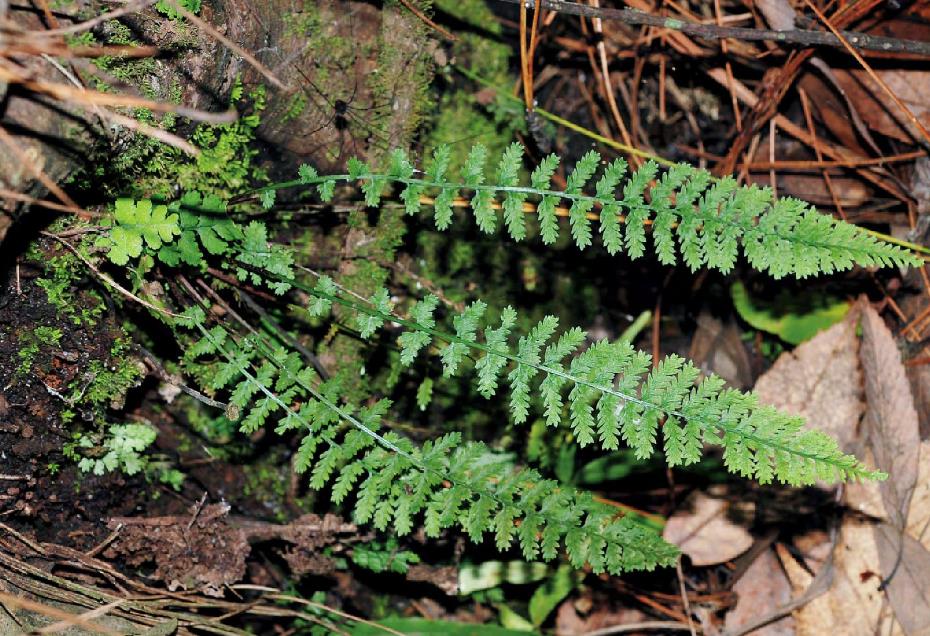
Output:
(241, 451), (294, 522)
(427, 0), (524, 173)
(92, 21), (160, 98)
(175, 81), (268, 196)
(76, 336), (144, 409)
(17, 327), (63, 375)
(281, 92), (308, 123)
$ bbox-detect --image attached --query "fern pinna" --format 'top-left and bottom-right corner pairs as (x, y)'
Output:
(180, 306), (679, 574)
(259, 142), (919, 279)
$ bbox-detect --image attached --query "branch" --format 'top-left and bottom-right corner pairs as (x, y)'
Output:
(491, 0), (930, 58)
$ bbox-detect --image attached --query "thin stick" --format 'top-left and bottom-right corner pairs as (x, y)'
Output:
(163, 0), (287, 90)
(802, 0), (930, 146)
(41, 233), (185, 319)
(0, 63), (237, 123)
(591, 0), (636, 157)
(491, 0), (930, 57)
(799, 86), (845, 220)
(30, 0), (159, 37)
(0, 125), (79, 211)
(395, 0), (456, 41)
(0, 188), (101, 217)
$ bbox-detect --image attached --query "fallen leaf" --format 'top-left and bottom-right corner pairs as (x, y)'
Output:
(663, 492), (753, 566)
(688, 312), (753, 389)
(725, 548), (794, 635)
(834, 69), (930, 144)
(906, 363), (930, 438)
(874, 523), (930, 635)
(554, 601), (648, 636)
(756, 0), (796, 30)
(754, 309), (863, 452)
(859, 302), (921, 527)
(779, 520), (886, 636)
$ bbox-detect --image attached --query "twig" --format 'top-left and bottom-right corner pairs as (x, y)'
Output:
(29, 0), (159, 37)
(0, 592), (122, 636)
(491, 0), (930, 57)
(395, 0), (456, 41)
(0, 124), (79, 211)
(231, 585), (407, 636)
(0, 521), (46, 555)
(163, 0), (288, 90)
(40, 232), (185, 318)
(137, 345), (229, 409)
(583, 621), (698, 635)
(802, 0), (930, 146)
(0, 187), (102, 217)
(675, 558), (697, 636)
(0, 62), (237, 123)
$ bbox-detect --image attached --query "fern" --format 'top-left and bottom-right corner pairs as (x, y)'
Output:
(276, 143), (919, 278)
(94, 140), (901, 575)
(103, 192), (295, 294)
(179, 307), (679, 574)
(97, 198), (181, 265)
(297, 275), (884, 487)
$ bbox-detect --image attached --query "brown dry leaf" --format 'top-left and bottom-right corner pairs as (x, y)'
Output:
(874, 523), (930, 635)
(662, 492), (753, 566)
(724, 548), (794, 635)
(755, 0), (796, 30)
(833, 69), (930, 144)
(753, 301), (930, 634)
(776, 171), (871, 208)
(688, 312), (753, 389)
(811, 302), (930, 635)
(859, 302), (921, 527)
(779, 520), (887, 636)
(907, 363), (930, 438)
(554, 601), (648, 636)
(754, 309), (863, 453)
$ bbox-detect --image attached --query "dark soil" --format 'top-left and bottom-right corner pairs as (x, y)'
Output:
(0, 251), (145, 548)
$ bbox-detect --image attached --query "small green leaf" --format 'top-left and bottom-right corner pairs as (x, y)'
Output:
(528, 565), (577, 626)
(731, 281), (850, 344)
(458, 561), (550, 595)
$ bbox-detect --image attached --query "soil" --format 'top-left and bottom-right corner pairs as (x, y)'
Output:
(0, 252), (146, 548)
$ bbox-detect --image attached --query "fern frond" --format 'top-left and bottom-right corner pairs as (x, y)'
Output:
(276, 144), (920, 278)
(300, 276), (884, 486)
(98, 198), (181, 265)
(183, 314), (678, 574)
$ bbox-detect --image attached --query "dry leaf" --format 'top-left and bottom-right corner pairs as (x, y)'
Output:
(859, 302), (921, 527)
(754, 310), (863, 452)
(688, 312), (753, 389)
(755, 0), (796, 30)
(725, 548), (794, 635)
(780, 519), (887, 636)
(874, 523), (930, 636)
(823, 68), (930, 143)
(906, 363), (930, 438)
(663, 492), (753, 566)
(756, 301), (930, 634)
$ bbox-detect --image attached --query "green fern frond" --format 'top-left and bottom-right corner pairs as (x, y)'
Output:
(97, 198), (181, 265)
(183, 313), (679, 574)
(299, 276), (884, 486)
(103, 192), (295, 294)
(282, 145), (919, 278)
